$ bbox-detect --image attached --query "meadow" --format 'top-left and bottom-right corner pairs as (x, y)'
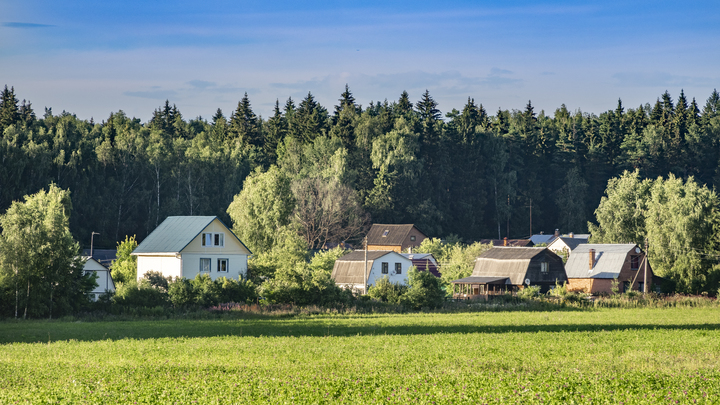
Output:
(1, 307), (719, 404)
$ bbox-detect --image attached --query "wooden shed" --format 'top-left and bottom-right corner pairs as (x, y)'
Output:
(452, 247), (567, 298)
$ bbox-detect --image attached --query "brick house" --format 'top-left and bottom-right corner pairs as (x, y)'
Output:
(565, 244), (654, 294)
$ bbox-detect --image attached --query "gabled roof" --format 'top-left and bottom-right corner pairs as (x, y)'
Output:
(133, 216), (250, 254)
(530, 234), (556, 245)
(366, 224), (424, 246)
(466, 247), (556, 285)
(332, 250), (409, 284)
(479, 239), (534, 247)
(549, 236), (588, 251)
(565, 244), (638, 279)
(401, 253), (441, 277)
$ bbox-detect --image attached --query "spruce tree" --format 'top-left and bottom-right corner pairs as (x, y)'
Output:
(229, 93), (260, 147)
(396, 90), (413, 117)
(0, 85), (20, 136)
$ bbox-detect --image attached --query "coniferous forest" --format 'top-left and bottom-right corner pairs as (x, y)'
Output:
(1, 84), (720, 251)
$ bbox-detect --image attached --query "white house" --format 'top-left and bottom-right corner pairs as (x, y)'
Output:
(547, 236), (588, 257)
(83, 257), (116, 301)
(132, 216), (252, 281)
(331, 250), (413, 290)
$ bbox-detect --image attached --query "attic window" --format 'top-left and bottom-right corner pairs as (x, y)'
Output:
(382, 230), (389, 237)
(540, 262), (549, 273)
(410, 236), (416, 241)
(201, 232), (224, 247)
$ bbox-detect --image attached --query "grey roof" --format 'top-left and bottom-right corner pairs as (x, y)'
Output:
(467, 247), (565, 285)
(452, 276), (509, 284)
(331, 250), (400, 284)
(366, 224), (425, 246)
(336, 250), (396, 262)
(530, 234), (556, 245)
(565, 244), (637, 279)
(550, 236), (588, 251)
(133, 216), (250, 254)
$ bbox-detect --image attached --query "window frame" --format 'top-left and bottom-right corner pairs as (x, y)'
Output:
(201, 232), (225, 247)
(381, 262), (389, 274)
(395, 263), (402, 274)
(217, 258), (229, 273)
(630, 255), (640, 271)
(200, 258), (211, 273)
(540, 261), (549, 273)
(410, 235), (416, 242)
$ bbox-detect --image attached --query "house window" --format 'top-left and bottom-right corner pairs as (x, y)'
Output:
(395, 263), (402, 274)
(540, 262), (549, 273)
(630, 255), (640, 270)
(200, 258), (211, 273)
(382, 230), (389, 237)
(218, 259), (228, 273)
(410, 235), (416, 241)
(382, 262), (389, 274)
(201, 232), (224, 247)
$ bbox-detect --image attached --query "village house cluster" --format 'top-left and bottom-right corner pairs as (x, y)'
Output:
(82, 217), (661, 300)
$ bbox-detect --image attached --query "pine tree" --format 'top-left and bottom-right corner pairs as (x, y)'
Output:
(333, 84), (359, 123)
(211, 108), (228, 141)
(18, 99), (35, 126)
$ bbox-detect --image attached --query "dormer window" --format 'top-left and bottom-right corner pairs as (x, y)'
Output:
(201, 232), (224, 247)
(382, 230), (389, 237)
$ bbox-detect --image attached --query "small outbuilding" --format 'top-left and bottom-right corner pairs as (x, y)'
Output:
(565, 244), (653, 294)
(547, 236), (588, 257)
(331, 250), (413, 291)
(400, 253), (441, 277)
(452, 247), (566, 298)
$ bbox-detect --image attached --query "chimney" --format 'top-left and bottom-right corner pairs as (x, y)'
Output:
(554, 229), (560, 237)
(589, 249), (595, 270)
(503, 237), (508, 246)
(540, 231), (544, 235)
(569, 232), (574, 238)
(408, 246), (413, 254)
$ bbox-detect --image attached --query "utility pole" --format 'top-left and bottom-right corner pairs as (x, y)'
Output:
(90, 232), (100, 258)
(363, 236), (368, 295)
(506, 194), (510, 239)
(643, 238), (649, 294)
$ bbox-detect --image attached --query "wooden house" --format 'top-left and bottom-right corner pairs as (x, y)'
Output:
(565, 244), (653, 294)
(331, 251), (413, 291)
(132, 216), (251, 281)
(452, 247), (566, 298)
(366, 224), (427, 253)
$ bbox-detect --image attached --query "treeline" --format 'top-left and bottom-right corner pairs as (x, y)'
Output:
(1, 85), (720, 249)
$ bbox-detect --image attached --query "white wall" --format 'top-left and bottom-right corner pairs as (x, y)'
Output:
(367, 252), (412, 286)
(181, 253), (248, 281)
(137, 255), (182, 280)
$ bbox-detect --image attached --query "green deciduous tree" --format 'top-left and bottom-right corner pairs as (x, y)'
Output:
(0, 184), (91, 318)
(111, 235), (138, 284)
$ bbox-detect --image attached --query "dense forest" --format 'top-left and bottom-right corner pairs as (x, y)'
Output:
(1, 85), (720, 251)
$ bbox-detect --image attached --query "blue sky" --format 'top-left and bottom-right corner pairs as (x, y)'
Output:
(1, 1), (719, 121)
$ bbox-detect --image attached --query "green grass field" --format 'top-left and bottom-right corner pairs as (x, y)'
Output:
(1, 307), (719, 404)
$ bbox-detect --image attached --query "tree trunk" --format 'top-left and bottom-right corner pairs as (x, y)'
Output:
(48, 283), (53, 320)
(23, 279), (30, 320)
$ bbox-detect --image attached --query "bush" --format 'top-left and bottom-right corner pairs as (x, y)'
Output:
(368, 276), (408, 304)
(168, 278), (194, 308)
(401, 267), (445, 310)
(112, 280), (169, 308)
(518, 285), (541, 299)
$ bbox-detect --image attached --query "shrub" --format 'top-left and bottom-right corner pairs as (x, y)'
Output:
(518, 285), (541, 299)
(368, 276), (408, 304)
(401, 267), (445, 310)
(112, 280), (169, 308)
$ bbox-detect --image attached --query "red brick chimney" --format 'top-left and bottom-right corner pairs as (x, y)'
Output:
(503, 237), (508, 246)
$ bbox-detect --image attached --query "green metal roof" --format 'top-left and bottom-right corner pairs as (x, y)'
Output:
(133, 216), (250, 254)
